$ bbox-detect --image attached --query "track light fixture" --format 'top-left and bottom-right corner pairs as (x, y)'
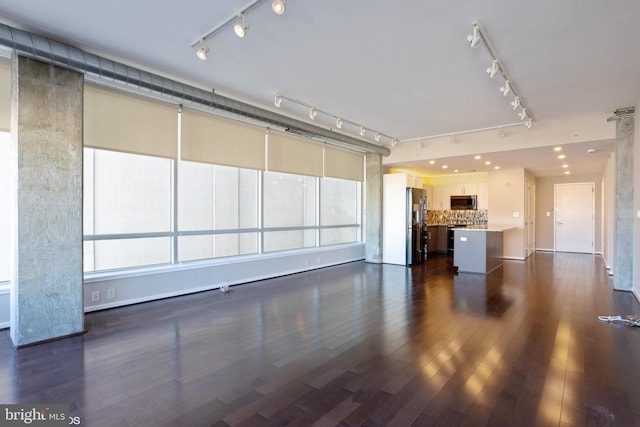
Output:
(467, 22), (534, 128)
(391, 139), (398, 147)
(233, 13), (248, 38)
(511, 96), (521, 110)
(525, 119), (533, 129)
(500, 80), (511, 96)
(519, 108), (528, 121)
(195, 39), (209, 61)
(191, 0), (287, 59)
(273, 93), (397, 146)
(467, 24), (482, 48)
(272, 0), (287, 15)
(486, 59), (499, 78)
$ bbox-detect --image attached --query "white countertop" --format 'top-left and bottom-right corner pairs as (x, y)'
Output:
(454, 225), (517, 232)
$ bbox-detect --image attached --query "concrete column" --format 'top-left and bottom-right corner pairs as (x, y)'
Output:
(10, 56), (84, 346)
(365, 152), (383, 263)
(613, 107), (635, 291)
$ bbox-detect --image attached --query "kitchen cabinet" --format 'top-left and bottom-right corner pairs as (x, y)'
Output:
(437, 225), (448, 253)
(432, 185), (444, 210)
(426, 225), (438, 254)
(430, 182), (488, 211)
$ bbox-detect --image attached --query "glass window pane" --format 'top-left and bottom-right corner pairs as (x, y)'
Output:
(321, 177), (359, 226)
(263, 171), (316, 228)
(93, 149), (172, 234)
(263, 230), (315, 252)
(92, 237), (171, 271)
(178, 233), (258, 262)
(178, 162), (258, 231)
(321, 228), (358, 245)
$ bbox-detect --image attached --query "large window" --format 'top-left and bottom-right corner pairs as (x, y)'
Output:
(263, 171), (317, 252)
(81, 89), (363, 274)
(178, 161), (259, 261)
(320, 177), (361, 245)
(83, 148), (173, 271)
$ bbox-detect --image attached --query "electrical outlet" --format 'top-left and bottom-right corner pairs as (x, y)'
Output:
(107, 288), (116, 300)
(91, 291), (100, 302)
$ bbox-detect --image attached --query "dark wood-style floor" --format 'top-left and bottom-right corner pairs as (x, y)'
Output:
(1, 252), (640, 426)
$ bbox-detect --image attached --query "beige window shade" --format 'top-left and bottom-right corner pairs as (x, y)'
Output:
(267, 131), (323, 177)
(181, 109), (265, 170)
(0, 62), (10, 132)
(324, 146), (364, 181)
(84, 85), (178, 158)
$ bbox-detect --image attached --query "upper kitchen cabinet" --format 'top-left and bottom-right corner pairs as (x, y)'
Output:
(449, 183), (477, 196)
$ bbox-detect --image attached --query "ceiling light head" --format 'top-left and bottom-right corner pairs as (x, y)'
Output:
(525, 119), (533, 129)
(511, 96), (521, 110)
(359, 126), (366, 136)
(519, 108), (528, 121)
(375, 132), (381, 142)
(274, 94), (283, 108)
(391, 139), (398, 147)
(336, 118), (343, 128)
(486, 59), (500, 78)
(309, 108), (317, 120)
(467, 24), (482, 48)
(233, 14), (248, 38)
(195, 39), (209, 61)
(272, 0), (287, 15)
(500, 80), (511, 96)
(587, 148), (597, 154)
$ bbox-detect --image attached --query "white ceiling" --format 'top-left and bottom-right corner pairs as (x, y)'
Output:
(0, 0), (638, 177)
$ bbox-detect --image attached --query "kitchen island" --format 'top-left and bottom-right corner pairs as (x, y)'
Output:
(453, 225), (515, 274)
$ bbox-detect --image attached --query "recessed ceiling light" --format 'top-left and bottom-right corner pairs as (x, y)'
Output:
(494, 166), (500, 170)
(485, 161), (491, 165)
(587, 148), (597, 154)
(454, 169), (459, 173)
(554, 147), (563, 152)
(558, 154), (566, 159)
(442, 165), (448, 169)
(474, 155), (482, 160)
(562, 164), (568, 168)
(429, 160), (435, 164)
(564, 171), (571, 175)
(272, 0), (287, 15)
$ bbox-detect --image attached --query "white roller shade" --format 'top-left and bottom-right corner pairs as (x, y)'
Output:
(324, 146), (364, 181)
(0, 62), (10, 132)
(181, 109), (265, 170)
(267, 131), (323, 177)
(84, 85), (178, 158)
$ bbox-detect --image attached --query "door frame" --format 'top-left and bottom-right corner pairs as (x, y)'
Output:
(554, 182), (595, 254)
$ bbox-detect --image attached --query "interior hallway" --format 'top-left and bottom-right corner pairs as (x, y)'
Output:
(1, 252), (639, 426)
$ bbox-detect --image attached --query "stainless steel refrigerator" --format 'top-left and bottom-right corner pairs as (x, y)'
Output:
(406, 188), (428, 265)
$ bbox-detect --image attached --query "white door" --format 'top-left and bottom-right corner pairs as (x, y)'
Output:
(555, 183), (594, 253)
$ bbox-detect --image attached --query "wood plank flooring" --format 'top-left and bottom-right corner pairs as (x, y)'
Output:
(1, 252), (640, 426)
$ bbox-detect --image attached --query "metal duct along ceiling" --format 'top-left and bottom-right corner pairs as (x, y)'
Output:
(0, 23), (389, 156)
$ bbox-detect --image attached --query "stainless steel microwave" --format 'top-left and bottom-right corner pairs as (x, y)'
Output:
(450, 195), (477, 210)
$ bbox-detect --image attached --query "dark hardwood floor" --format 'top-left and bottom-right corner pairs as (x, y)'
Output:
(1, 252), (640, 426)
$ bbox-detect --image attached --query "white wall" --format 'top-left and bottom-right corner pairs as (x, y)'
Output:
(488, 168), (525, 259)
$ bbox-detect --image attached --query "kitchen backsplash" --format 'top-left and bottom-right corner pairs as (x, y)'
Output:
(428, 209), (488, 225)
